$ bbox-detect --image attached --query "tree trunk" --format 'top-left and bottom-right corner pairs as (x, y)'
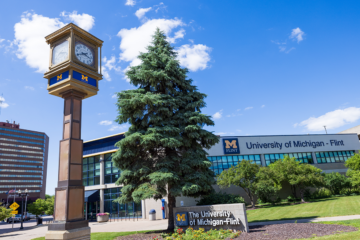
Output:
(244, 188), (255, 208)
(291, 185), (297, 198)
(299, 188), (305, 203)
(167, 194), (176, 231)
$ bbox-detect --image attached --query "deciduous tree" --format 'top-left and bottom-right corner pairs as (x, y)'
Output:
(269, 156), (324, 202)
(112, 29), (219, 230)
(217, 160), (260, 208)
(0, 203), (11, 221)
(27, 198), (47, 218)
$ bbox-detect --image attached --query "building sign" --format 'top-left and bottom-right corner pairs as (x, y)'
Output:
(207, 134), (360, 156)
(73, 71), (97, 87)
(175, 210), (242, 227)
(173, 203), (249, 232)
(246, 139), (345, 150)
(223, 138), (240, 155)
(49, 71), (69, 86)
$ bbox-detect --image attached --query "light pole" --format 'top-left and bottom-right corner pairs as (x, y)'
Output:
(324, 125), (328, 134)
(18, 189), (29, 230)
(24, 189), (28, 220)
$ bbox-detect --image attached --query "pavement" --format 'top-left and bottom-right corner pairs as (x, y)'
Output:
(2, 215), (360, 240)
(0, 218), (168, 240)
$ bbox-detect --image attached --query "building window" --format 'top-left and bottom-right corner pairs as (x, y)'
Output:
(207, 155), (261, 175)
(316, 151), (355, 164)
(104, 153), (120, 184)
(104, 187), (142, 218)
(82, 156), (100, 186)
(264, 152), (314, 166)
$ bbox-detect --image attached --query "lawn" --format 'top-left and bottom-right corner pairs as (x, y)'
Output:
(31, 230), (153, 240)
(295, 219), (360, 239)
(247, 195), (360, 222)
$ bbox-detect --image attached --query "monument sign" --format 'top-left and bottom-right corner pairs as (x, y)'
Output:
(173, 203), (249, 232)
(43, 23), (103, 240)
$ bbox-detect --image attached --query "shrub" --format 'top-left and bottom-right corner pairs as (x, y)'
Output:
(324, 172), (350, 195)
(196, 192), (245, 206)
(309, 188), (332, 199)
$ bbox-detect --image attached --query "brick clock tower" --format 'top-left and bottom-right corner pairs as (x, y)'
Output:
(43, 23), (103, 240)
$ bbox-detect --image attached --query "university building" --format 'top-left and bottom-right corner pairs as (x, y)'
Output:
(83, 132), (360, 220)
(0, 121), (49, 203)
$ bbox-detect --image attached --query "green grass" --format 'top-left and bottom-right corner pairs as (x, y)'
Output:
(31, 230), (153, 240)
(247, 195), (360, 222)
(294, 219), (360, 239)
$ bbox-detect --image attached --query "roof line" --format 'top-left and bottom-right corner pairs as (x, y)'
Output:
(84, 132), (125, 143)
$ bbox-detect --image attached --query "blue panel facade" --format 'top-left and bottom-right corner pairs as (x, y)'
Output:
(83, 134), (125, 155)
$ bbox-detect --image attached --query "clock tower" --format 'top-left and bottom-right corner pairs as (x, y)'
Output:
(43, 23), (103, 240)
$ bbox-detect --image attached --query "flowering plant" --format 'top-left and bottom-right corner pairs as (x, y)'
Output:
(96, 212), (109, 217)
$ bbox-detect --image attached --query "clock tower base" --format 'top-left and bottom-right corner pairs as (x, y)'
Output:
(45, 227), (90, 240)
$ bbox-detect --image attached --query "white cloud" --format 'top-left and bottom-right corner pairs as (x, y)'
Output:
(125, 0), (136, 6)
(215, 132), (226, 135)
(290, 27), (304, 43)
(14, 12), (65, 72)
(244, 107), (253, 110)
(99, 120), (112, 126)
(102, 67), (111, 81)
(101, 56), (121, 81)
(60, 11), (95, 31)
(25, 86), (35, 90)
(212, 110), (223, 120)
(168, 29), (185, 43)
(135, 7), (152, 19)
(261, 105), (265, 108)
(237, 109), (241, 111)
(112, 94), (117, 99)
(177, 44), (211, 71)
(117, 18), (184, 67)
(0, 96), (9, 109)
(296, 107), (360, 131)
(109, 124), (129, 131)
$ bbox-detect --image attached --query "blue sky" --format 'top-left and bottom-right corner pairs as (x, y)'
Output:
(1, 0), (360, 195)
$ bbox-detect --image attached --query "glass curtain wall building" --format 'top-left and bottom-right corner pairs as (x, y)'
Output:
(82, 133), (142, 220)
(0, 121), (49, 203)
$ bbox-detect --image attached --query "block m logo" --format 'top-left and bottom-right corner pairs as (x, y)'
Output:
(225, 140), (238, 149)
(175, 212), (189, 226)
(223, 138), (240, 154)
(82, 75), (88, 82)
(57, 74), (62, 80)
(177, 213), (186, 222)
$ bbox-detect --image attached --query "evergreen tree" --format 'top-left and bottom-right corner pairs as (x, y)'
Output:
(112, 29), (219, 230)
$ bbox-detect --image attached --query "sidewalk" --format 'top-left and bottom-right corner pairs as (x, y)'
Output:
(248, 214), (360, 226)
(0, 219), (168, 240)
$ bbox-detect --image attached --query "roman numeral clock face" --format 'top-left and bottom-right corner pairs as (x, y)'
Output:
(75, 43), (94, 66)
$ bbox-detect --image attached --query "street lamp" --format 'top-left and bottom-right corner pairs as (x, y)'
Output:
(18, 189), (29, 230)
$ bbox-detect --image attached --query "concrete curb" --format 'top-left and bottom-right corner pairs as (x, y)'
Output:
(248, 214), (360, 226)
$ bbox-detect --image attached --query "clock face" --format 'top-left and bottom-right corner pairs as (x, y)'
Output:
(75, 43), (94, 66)
(52, 40), (69, 65)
